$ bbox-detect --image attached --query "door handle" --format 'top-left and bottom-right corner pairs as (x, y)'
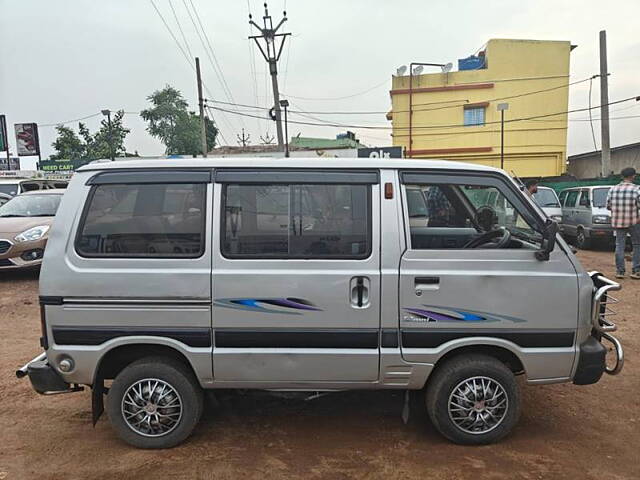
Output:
(350, 276), (370, 308)
(415, 276), (440, 294)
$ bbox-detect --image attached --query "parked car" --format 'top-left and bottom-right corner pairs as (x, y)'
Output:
(532, 186), (562, 223)
(0, 178), (68, 198)
(17, 158), (624, 448)
(0, 190), (65, 270)
(558, 186), (612, 249)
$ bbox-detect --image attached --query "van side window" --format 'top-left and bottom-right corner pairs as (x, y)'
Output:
(404, 183), (541, 250)
(76, 183), (206, 257)
(578, 190), (591, 207)
(565, 190), (579, 208)
(558, 190), (568, 206)
(222, 183), (371, 259)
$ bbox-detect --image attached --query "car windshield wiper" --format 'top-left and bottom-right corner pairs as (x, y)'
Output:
(0, 214), (26, 217)
(30, 214), (54, 217)
(542, 202), (560, 207)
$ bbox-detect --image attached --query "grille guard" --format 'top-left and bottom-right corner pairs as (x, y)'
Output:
(589, 271), (624, 375)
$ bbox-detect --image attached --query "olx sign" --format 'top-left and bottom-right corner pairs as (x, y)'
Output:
(357, 146), (403, 158)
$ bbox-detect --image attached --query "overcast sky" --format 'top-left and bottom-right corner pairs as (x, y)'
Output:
(1, 0), (639, 169)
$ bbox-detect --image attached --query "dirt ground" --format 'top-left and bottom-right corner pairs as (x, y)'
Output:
(1, 250), (639, 480)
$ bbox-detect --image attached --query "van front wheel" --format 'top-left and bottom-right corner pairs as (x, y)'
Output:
(106, 357), (204, 449)
(426, 354), (520, 445)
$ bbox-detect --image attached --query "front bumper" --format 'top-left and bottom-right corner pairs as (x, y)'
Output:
(0, 237), (47, 270)
(16, 352), (83, 395)
(585, 226), (613, 240)
(574, 272), (625, 385)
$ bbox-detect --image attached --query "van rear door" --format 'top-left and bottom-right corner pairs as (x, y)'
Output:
(211, 169), (381, 385)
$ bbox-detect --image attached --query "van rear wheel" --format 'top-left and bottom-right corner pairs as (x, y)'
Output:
(426, 354), (520, 445)
(106, 356), (204, 449)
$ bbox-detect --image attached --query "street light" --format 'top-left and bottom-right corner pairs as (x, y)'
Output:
(279, 99), (290, 158)
(101, 109), (114, 161)
(497, 103), (509, 170)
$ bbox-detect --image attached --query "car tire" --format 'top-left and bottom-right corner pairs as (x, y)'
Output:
(426, 354), (520, 445)
(575, 228), (591, 249)
(106, 356), (204, 449)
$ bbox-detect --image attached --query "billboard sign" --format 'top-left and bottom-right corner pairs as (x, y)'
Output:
(39, 158), (90, 172)
(0, 156), (20, 171)
(357, 146), (403, 158)
(14, 123), (41, 156)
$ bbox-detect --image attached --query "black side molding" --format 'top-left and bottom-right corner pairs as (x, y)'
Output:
(401, 329), (575, 349)
(215, 329), (379, 349)
(39, 296), (63, 305)
(52, 327), (212, 348)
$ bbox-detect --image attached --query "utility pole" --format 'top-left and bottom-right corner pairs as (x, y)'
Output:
(0, 115), (10, 171)
(101, 110), (114, 161)
(599, 30), (611, 177)
(195, 57), (208, 157)
(248, 2), (291, 150)
(497, 103), (509, 170)
(237, 128), (251, 147)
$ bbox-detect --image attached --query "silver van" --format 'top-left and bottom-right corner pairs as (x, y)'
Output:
(532, 186), (562, 223)
(558, 186), (612, 249)
(17, 158), (625, 448)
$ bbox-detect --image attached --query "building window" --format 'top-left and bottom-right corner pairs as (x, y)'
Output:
(463, 107), (485, 126)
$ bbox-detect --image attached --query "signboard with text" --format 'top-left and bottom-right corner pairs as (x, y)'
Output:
(357, 146), (403, 159)
(38, 158), (90, 172)
(14, 123), (41, 156)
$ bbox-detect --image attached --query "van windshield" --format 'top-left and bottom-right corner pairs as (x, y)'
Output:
(532, 189), (560, 207)
(0, 184), (19, 196)
(592, 188), (610, 208)
(0, 194), (62, 217)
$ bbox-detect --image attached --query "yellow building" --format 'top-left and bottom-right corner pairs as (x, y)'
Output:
(388, 39), (575, 177)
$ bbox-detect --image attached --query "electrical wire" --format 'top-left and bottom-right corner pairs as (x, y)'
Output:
(282, 78), (390, 101)
(168, 0), (193, 60)
(186, 0), (238, 109)
(39, 112), (103, 128)
(206, 95), (640, 131)
(588, 76), (598, 150)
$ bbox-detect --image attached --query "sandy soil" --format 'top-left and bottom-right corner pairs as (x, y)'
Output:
(0, 250), (638, 479)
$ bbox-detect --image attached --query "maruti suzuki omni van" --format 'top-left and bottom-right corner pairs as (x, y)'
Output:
(17, 157), (625, 448)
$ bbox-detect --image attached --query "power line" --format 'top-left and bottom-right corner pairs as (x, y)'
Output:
(39, 112), (103, 127)
(150, 0), (235, 143)
(282, 78), (389, 101)
(186, 0), (238, 107)
(588, 76), (598, 150)
(150, 0), (193, 67)
(207, 95), (640, 131)
(168, 0), (193, 60)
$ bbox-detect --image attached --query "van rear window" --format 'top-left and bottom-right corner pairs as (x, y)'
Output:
(222, 183), (371, 259)
(76, 183), (206, 258)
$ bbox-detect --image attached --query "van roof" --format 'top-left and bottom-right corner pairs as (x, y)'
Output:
(561, 185), (612, 191)
(77, 157), (504, 173)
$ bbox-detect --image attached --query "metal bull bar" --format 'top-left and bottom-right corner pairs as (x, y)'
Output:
(16, 352), (47, 378)
(589, 271), (624, 375)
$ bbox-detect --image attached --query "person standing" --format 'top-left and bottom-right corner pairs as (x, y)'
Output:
(606, 167), (640, 279)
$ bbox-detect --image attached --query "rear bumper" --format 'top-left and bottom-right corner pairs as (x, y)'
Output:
(16, 353), (83, 395)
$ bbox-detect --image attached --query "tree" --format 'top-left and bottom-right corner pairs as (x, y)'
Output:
(49, 110), (131, 160)
(50, 126), (85, 160)
(141, 85), (217, 155)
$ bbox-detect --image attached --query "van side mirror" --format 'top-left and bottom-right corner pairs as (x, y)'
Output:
(535, 219), (558, 261)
